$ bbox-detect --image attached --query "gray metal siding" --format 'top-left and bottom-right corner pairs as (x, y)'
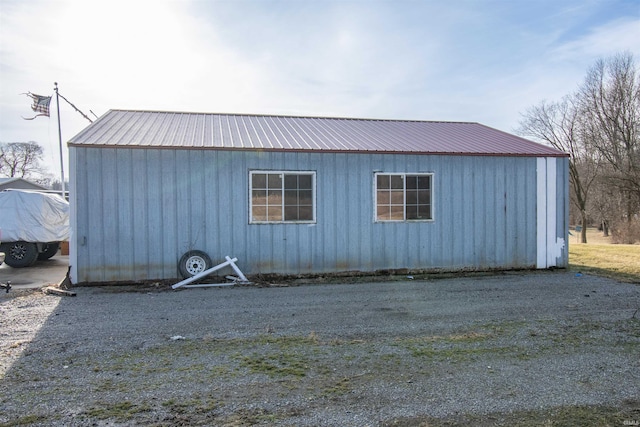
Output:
(70, 147), (543, 283)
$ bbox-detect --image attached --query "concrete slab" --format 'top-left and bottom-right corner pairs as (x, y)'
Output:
(0, 255), (69, 290)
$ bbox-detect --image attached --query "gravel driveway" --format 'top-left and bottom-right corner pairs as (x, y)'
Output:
(1, 271), (639, 426)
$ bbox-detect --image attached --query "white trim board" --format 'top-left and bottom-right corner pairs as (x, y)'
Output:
(536, 157), (564, 268)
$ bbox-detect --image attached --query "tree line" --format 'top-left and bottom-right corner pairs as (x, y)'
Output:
(0, 141), (64, 189)
(518, 52), (639, 244)
(0, 142), (43, 179)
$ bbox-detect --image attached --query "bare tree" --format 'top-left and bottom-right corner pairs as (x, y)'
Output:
(579, 52), (640, 242)
(0, 142), (45, 179)
(518, 95), (598, 243)
(588, 165), (625, 237)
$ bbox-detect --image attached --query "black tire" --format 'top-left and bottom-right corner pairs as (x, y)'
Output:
(2, 241), (39, 268)
(178, 250), (212, 279)
(37, 242), (60, 261)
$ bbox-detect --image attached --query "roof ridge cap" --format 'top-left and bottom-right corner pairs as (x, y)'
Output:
(108, 109), (479, 124)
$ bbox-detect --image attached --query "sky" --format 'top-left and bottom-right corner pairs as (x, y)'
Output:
(1, 0), (639, 180)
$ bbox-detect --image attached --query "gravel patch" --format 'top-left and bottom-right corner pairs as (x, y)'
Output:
(1, 270), (639, 426)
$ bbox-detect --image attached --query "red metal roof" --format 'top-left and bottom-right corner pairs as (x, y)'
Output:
(68, 110), (567, 157)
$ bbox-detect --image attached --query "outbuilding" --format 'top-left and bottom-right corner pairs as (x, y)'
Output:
(68, 110), (568, 285)
(0, 177), (49, 192)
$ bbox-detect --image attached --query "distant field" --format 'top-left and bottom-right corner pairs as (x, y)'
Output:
(569, 227), (640, 283)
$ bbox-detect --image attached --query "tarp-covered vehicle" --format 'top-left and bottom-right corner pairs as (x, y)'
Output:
(0, 190), (69, 268)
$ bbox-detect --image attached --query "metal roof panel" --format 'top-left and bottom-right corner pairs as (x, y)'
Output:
(68, 110), (567, 157)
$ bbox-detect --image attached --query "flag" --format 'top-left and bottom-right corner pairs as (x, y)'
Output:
(22, 92), (52, 120)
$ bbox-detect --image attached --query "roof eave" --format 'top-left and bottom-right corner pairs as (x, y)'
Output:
(66, 143), (569, 157)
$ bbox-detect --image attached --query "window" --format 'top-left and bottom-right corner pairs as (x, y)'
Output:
(375, 173), (433, 221)
(250, 171), (315, 223)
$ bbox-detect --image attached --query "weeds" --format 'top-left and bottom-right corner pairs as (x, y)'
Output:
(408, 401), (640, 427)
(162, 396), (221, 415)
(0, 414), (51, 427)
(83, 401), (152, 421)
(238, 352), (309, 378)
(321, 377), (353, 397)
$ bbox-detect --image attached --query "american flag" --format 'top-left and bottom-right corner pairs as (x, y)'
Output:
(23, 92), (51, 120)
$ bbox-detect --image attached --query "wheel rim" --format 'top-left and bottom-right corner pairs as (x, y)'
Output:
(185, 255), (207, 276)
(9, 244), (27, 260)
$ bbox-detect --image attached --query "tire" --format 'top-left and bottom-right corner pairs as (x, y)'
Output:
(37, 242), (60, 261)
(178, 250), (212, 279)
(2, 241), (39, 268)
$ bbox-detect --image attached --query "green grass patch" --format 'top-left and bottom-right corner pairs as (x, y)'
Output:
(82, 401), (152, 421)
(93, 334), (323, 379)
(410, 401), (640, 426)
(392, 328), (539, 363)
(251, 334), (321, 347)
(615, 318), (640, 337)
(238, 352), (309, 377)
(570, 243), (640, 283)
(92, 378), (129, 393)
(0, 414), (51, 427)
(233, 334), (323, 378)
(402, 343), (524, 362)
(397, 339), (499, 362)
(321, 377), (353, 397)
(396, 331), (493, 345)
(162, 396), (221, 415)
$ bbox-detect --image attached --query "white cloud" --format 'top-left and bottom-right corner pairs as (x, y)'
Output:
(551, 17), (640, 60)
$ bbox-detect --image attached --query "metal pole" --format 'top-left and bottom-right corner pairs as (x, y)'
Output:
(54, 82), (66, 198)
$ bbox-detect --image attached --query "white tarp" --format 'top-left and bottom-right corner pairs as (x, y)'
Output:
(0, 190), (70, 242)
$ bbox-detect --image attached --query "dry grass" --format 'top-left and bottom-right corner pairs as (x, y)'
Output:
(569, 227), (640, 283)
(569, 227), (614, 245)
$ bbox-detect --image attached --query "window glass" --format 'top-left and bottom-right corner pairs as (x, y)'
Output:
(252, 173), (266, 188)
(406, 205), (419, 220)
(252, 206), (267, 222)
(418, 205), (431, 220)
(377, 190), (390, 205)
(377, 174), (389, 189)
(406, 175), (417, 189)
(406, 190), (418, 204)
(390, 175), (403, 189)
(268, 174), (282, 188)
(390, 205), (404, 220)
(298, 174), (312, 189)
(269, 206), (283, 221)
(284, 174), (297, 189)
(251, 171), (315, 223)
(284, 190), (297, 205)
(418, 189), (430, 204)
(299, 190), (313, 205)
(418, 175), (430, 188)
(377, 205), (391, 221)
(390, 189), (403, 204)
(298, 205), (313, 220)
(375, 173), (433, 222)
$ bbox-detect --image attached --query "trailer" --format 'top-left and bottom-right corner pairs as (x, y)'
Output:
(0, 190), (69, 268)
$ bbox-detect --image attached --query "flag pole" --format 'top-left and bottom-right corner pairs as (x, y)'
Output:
(54, 82), (66, 198)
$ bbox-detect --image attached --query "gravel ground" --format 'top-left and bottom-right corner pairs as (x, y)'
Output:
(1, 270), (639, 426)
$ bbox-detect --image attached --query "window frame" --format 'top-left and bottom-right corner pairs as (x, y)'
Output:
(249, 170), (316, 224)
(374, 172), (434, 222)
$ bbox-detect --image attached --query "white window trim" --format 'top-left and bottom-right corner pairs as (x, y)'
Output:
(249, 170), (317, 224)
(374, 172), (434, 223)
